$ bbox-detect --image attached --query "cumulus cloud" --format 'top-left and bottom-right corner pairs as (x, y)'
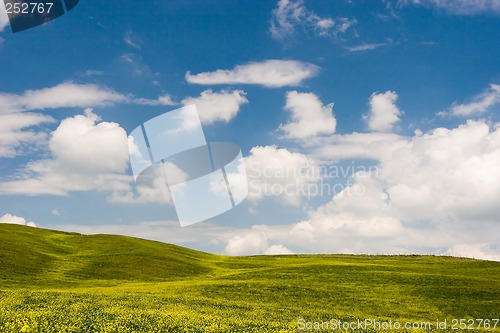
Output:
(0, 82), (177, 158)
(108, 161), (188, 205)
(447, 84), (500, 116)
(223, 225), (294, 256)
(263, 244), (294, 255)
(398, 0), (500, 15)
(222, 120), (500, 260)
(286, 175), (405, 253)
(0, 109), (131, 196)
(223, 230), (269, 256)
(279, 91), (336, 140)
(242, 145), (321, 205)
(185, 60), (319, 88)
(311, 120), (500, 227)
(365, 91), (401, 132)
(447, 243), (500, 261)
(182, 89), (248, 125)
(270, 0), (357, 41)
(0, 214), (36, 227)
(307, 132), (405, 162)
(49, 109), (129, 174)
(0, 112), (55, 158)
(0, 108), (182, 204)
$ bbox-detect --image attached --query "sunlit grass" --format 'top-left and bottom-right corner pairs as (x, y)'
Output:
(0, 224), (499, 332)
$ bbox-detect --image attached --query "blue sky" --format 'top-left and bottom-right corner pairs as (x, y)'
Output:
(1, 0), (500, 260)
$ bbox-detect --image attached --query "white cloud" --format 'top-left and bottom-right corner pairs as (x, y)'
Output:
(0, 214), (36, 227)
(185, 60), (319, 88)
(0, 112), (55, 158)
(243, 145), (321, 205)
(263, 244), (294, 255)
(399, 0), (500, 15)
(49, 109), (129, 174)
(0, 82), (180, 115)
(0, 109), (131, 196)
(279, 91), (336, 140)
(285, 175), (405, 253)
(312, 120), (500, 225)
(0, 108), (182, 204)
(307, 131), (406, 162)
(222, 120), (500, 260)
(51, 209), (61, 216)
(0, 4), (8, 32)
(0, 82), (128, 113)
(447, 243), (500, 261)
(223, 230), (269, 256)
(123, 30), (142, 49)
(107, 178), (171, 204)
(365, 91), (402, 132)
(345, 42), (389, 52)
(447, 84), (500, 116)
(0, 82), (175, 160)
(108, 161), (187, 205)
(182, 89), (248, 124)
(270, 0), (357, 41)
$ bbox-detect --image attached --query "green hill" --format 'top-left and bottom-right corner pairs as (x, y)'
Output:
(0, 224), (499, 332)
(0, 224), (215, 286)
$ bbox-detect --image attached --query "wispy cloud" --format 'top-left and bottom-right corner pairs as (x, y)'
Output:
(120, 53), (155, 77)
(270, 0), (357, 41)
(0, 82), (128, 113)
(133, 94), (177, 106)
(441, 84), (500, 116)
(0, 112), (55, 158)
(123, 30), (143, 49)
(186, 60), (319, 88)
(81, 69), (104, 77)
(345, 41), (390, 52)
(398, 0), (500, 15)
(0, 82), (180, 114)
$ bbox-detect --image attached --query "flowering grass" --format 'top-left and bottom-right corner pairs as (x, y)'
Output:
(0, 224), (499, 332)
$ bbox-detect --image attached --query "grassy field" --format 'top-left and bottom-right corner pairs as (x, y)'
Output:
(0, 224), (499, 332)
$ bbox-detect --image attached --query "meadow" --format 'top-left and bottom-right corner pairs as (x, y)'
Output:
(0, 224), (499, 332)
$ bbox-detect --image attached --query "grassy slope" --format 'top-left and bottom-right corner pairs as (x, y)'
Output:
(1, 224), (499, 332)
(0, 224), (215, 286)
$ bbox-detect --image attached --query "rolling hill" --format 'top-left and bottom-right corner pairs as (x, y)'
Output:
(0, 224), (499, 332)
(0, 224), (215, 286)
